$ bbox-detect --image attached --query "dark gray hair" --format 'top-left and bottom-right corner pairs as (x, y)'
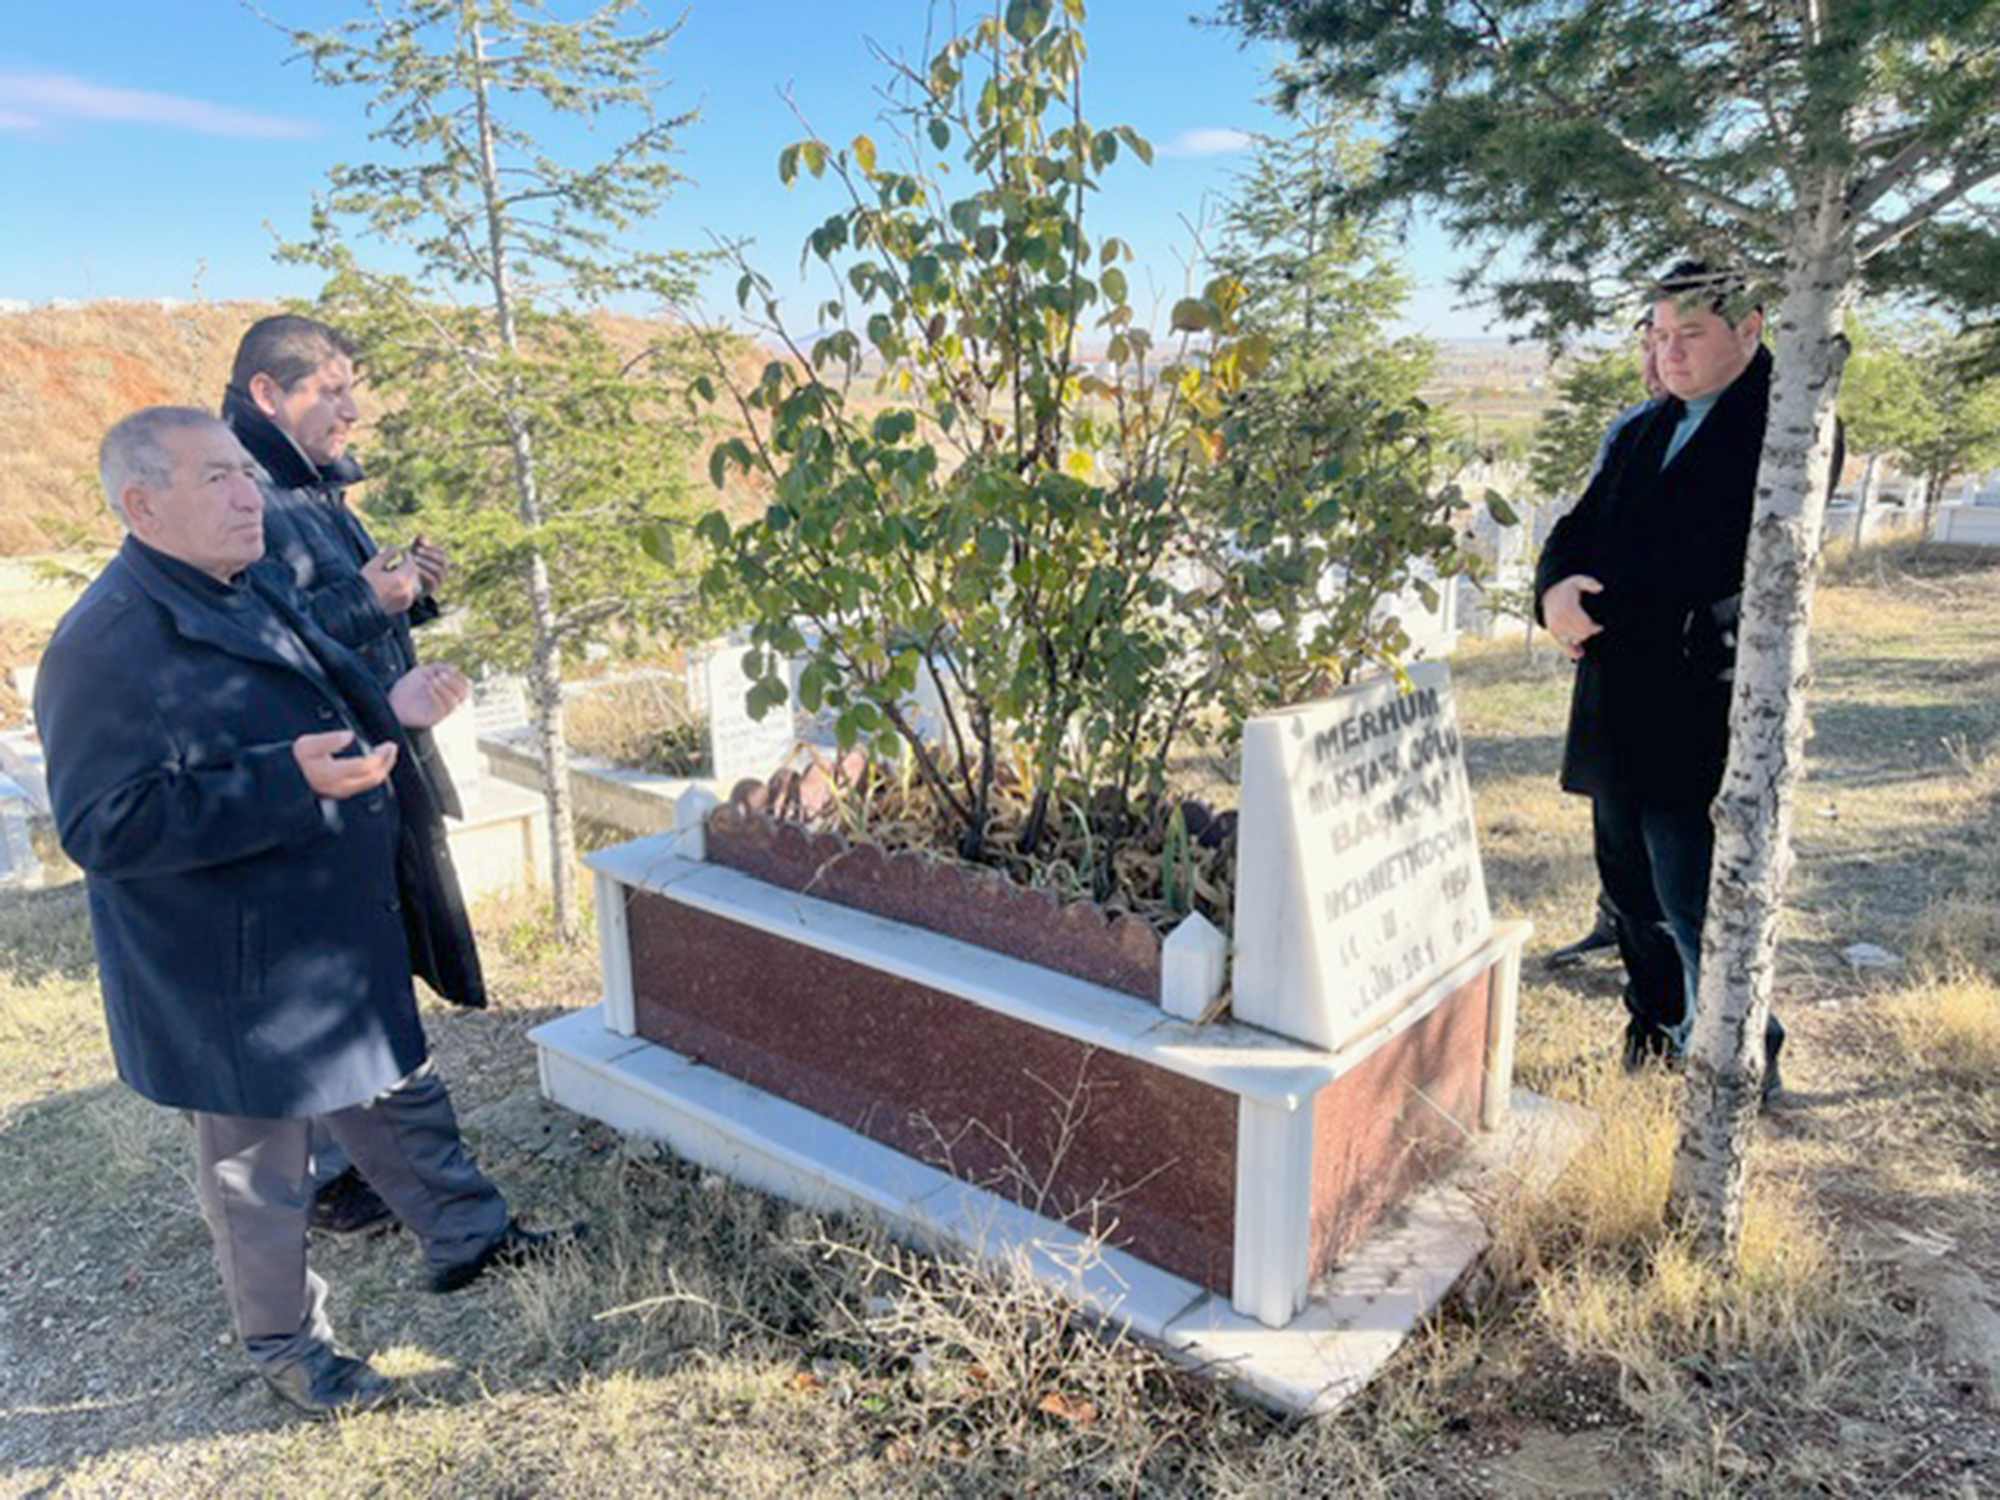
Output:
(229, 314), (356, 393)
(99, 407), (227, 524)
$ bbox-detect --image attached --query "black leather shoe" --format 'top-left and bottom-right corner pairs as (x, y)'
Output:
(430, 1218), (587, 1294)
(1546, 916), (1619, 970)
(309, 1167), (398, 1240)
(263, 1346), (396, 1418)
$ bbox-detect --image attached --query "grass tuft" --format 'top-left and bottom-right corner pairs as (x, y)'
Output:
(1885, 970), (2000, 1082)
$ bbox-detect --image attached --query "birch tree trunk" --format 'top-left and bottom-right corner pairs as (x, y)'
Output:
(1666, 190), (1855, 1259)
(1852, 452), (1883, 545)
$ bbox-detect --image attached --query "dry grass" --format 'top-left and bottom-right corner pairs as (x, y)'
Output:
(4, 544), (2000, 1496)
(563, 671), (707, 775)
(1886, 971), (2000, 1082)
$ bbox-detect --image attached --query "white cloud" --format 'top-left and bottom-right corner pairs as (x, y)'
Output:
(0, 71), (316, 139)
(1157, 127), (1255, 159)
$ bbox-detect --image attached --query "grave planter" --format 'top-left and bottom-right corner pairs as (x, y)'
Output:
(533, 664), (1529, 1333)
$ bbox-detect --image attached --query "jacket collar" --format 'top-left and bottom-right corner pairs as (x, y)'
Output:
(115, 537), (314, 676)
(221, 384), (366, 493)
(1659, 345), (1773, 475)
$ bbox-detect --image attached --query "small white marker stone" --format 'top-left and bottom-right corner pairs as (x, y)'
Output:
(674, 785), (721, 861)
(1161, 911), (1229, 1022)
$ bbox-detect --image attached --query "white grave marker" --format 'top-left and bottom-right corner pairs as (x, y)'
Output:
(701, 642), (797, 788)
(1233, 661), (1491, 1052)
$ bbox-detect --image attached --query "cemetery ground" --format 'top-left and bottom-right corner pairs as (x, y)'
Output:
(0, 545), (1995, 1497)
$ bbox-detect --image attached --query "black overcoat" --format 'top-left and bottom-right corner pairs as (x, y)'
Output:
(221, 387), (463, 820)
(35, 539), (484, 1119)
(1534, 348), (1772, 805)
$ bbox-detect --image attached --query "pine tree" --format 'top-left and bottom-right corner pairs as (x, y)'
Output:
(1225, 0), (2000, 1259)
(271, 0), (708, 942)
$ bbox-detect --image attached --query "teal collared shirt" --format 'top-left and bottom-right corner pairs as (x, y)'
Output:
(1663, 392), (1720, 467)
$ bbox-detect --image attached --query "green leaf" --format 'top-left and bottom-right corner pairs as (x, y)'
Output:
(746, 676), (789, 722)
(696, 511), (732, 550)
(1485, 491), (1520, 526)
(778, 143), (802, 186)
(928, 117), (951, 151)
(1170, 298), (1213, 333)
(800, 140), (829, 178)
(637, 522), (676, 567)
(872, 410), (917, 444)
(1004, 0), (1053, 43)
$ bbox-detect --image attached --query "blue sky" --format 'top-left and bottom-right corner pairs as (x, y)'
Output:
(0, 1), (1500, 338)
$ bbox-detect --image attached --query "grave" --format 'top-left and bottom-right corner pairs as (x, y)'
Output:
(692, 642), (798, 789)
(533, 664), (1567, 1413)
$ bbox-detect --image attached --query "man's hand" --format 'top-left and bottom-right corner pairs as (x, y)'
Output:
(409, 534), (450, 598)
(293, 729), (397, 799)
(388, 663), (471, 728)
(362, 548), (422, 615)
(1541, 574), (1606, 661)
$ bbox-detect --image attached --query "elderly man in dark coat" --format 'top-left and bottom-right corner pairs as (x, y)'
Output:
(36, 408), (573, 1416)
(221, 315), (479, 1235)
(1536, 262), (1788, 1098)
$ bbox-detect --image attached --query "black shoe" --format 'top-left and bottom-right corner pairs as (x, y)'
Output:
(263, 1346), (397, 1418)
(1621, 1021), (1677, 1074)
(430, 1218), (587, 1294)
(309, 1167), (398, 1240)
(1547, 920), (1619, 970)
(1760, 1029), (1787, 1110)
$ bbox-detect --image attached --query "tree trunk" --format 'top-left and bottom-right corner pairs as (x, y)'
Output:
(471, 15), (580, 943)
(1666, 201), (1855, 1261)
(1855, 451), (1880, 544)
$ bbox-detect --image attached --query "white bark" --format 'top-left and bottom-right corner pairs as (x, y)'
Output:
(1855, 451), (1881, 541)
(1666, 192), (1855, 1259)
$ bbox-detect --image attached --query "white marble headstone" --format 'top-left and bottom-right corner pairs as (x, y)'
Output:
(1232, 661), (1492, 1052)
(700, 643), (797, 788)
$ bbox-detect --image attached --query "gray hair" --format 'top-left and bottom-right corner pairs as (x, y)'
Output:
(99, 407), (228, 525)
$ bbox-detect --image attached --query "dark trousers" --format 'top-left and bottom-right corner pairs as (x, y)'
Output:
(1591, 786), (1784, 1058)
(193, 1061), (510, 1376)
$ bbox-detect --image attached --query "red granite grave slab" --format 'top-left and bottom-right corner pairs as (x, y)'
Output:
(627, 888), (1238, 1292)
(1308, 971), (1492, 1276)
(704, 805), (1163, 1000)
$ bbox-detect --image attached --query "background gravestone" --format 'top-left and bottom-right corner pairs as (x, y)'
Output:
(697, 642), (798, 788)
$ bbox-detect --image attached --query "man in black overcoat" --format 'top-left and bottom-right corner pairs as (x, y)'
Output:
(221, 315), (479, 1234)
(1536, 263), (1788, 1095)
(36, 408), (572, 1415)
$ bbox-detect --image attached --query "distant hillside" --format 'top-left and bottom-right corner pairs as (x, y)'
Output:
(0, 301), (272, 554)
(0, 301), (774, 558)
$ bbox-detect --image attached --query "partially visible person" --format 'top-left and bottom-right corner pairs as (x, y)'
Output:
(223, 316), (475, 1236)
(1536, 262), (1789, 1099)
(36, 408), (576, 1416)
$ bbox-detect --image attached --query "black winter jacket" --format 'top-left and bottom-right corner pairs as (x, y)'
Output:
(223, 386), (463, 819)
(1534, 347), (1773, 804)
